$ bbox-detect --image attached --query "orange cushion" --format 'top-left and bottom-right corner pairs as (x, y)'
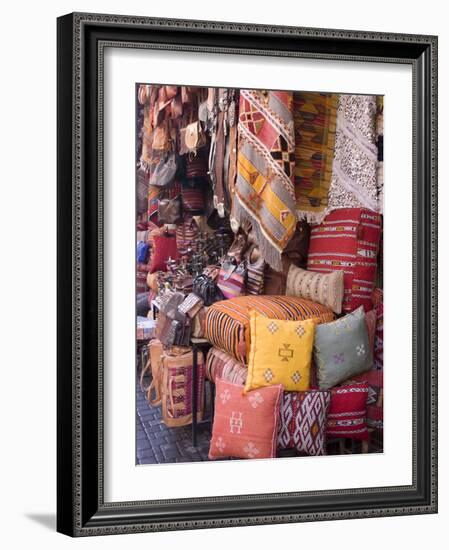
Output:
(204, 295), (334, 363)
(209, 379), (282, 460)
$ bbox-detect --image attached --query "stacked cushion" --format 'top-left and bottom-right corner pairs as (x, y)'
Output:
(326, 383), (370, 440)
(245, 312), (315, 393)
(286, 264), (344, 314)
(205, 347), (248, 386)
(204, 295), (334, 363)
(278, 390), (331, 456)
(209, 379), (282, 460)
(307, 208), (381, 312)
(313, 306), (372, 390)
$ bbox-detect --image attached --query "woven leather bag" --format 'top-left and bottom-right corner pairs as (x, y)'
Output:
(160, 347), (205, 427)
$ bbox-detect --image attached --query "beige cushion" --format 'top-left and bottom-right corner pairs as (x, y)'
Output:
(286, 265), (344, 314)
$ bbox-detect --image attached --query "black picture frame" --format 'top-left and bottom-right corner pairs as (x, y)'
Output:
(57, 12), (438, 537)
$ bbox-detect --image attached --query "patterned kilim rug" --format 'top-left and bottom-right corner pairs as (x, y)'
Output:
(327, 94), (382, 213)
(293, 92), (339, 223)
(234, 89), (297, 271)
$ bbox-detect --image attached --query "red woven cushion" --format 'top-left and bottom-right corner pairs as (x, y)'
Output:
(326, 383), (369, 440)
(209, 379), (282, 460)
(149, 234), (179, 273)
(307, 208), (381, 312)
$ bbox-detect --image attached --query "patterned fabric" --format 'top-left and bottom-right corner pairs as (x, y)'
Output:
(314, 306), (372, 390)
(278, 391), (331, 456)
(217, 264), (246, 300)
(136, 263), (150, 293)
(209, 379), (282, 460)
(286, 265), (344, 314)
(234, 90), (297, 271)
(327, 383), (369, 440)
(205, 347), (248, 386)
(376, 97), (384, 212)
(246, 246), (265, 295)
(160, 347), (205, 428)
(204, 295), (335, 363)
(327, 95), (382, 213)
(176, 216), (199, 256)
(307, 208), (382, 313)
(351, 289), (383, 429)
(245, 312), (315, 393)
(293, 92), (339, 223)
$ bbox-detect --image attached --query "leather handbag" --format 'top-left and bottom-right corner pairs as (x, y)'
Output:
(185, 148), (208, 178)
(181, 185), (205, 214)
(152, 121), (171, 151)
(160, 347), (205, 427)
(158, 195), (183, 224)
(149, 151), (178, 188)
(180, 121), (207, 155)
(192, 273), (224, 306)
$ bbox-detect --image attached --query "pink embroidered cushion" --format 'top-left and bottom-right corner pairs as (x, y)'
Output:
(209, 379), (282, 460)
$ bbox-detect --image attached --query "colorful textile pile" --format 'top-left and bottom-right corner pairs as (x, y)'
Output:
(327, 95), (382, 213)
(234, 90), (297, 271)
(307, 208), (382, 313)
(204, 295), (335, 363)
(293, 92), (339, 223)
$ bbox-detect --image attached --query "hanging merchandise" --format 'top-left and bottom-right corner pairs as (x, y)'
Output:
(233, 89), (297, 271)
(293, 92), (339, 223)
(327, 95), (382, 213)
(149, 150), (178, 188)
(245, 243), (265, 296)
(157, 194), (183, 224)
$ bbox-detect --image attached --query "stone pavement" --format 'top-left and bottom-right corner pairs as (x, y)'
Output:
(136, 375), (213, 465)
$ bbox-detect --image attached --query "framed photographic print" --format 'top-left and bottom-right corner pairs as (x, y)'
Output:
(57, 12), (438, 536)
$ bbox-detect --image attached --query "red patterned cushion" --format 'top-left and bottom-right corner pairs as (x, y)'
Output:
(209, 379), (282, 460)
(327, 383), (369, 440)
(149, 234), (179, 273)
(278, 391), (331, 456)
(307, 208), (381, 312)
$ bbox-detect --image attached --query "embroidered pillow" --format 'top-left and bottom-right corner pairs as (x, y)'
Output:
(245, 311), (315, 393)
(307, 208), (381, 312)
(149, 233), (179, 273)
(327, 383), (369, 440)
(278, 390), (331, 456)
(209, 379), (282, 460)
(286, 264), (344, 314)
(314, 306), (372, 390)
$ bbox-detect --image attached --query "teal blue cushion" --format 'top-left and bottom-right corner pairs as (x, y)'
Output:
(313, 306), (372, 390)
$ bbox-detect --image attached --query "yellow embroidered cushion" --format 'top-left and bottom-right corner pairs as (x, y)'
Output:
(244, 310), (315, 393)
